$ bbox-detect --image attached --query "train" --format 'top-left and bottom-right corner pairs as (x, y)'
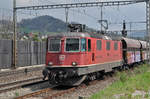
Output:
(42, 24), (149, 86)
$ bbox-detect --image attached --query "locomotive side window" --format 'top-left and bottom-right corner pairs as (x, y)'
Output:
(106, 41), (110, 50)
(97, 40), (102, 50)
(66, 38), (79, 52)
(48, 38), (61, 52)
(88, 39), (91, 51)
(81, 38), (86, 52)
(114, 42), (118, 50)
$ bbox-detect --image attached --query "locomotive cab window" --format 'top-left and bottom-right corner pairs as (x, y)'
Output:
(65, 38), (79, 52)
(81, 38), (86, 52)
(114, 42), (118, 50)
(106, 41), (110, 50)
(97, 40), (102, 50)
(88, 39), (91, 52)
(48, 38), (61, 52)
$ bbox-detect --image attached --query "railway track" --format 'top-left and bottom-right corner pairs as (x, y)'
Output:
(0, 66), (44, 85)
(0, 77), (48, 93)
(1, 65), (140, 99)
(15, 85), (81, 99)
(0, 66), (44, 77)
(15, 67), (134, 99)
(15, 77), (109, 99)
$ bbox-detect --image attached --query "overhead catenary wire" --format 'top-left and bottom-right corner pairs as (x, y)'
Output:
(37, 0), (99, 20)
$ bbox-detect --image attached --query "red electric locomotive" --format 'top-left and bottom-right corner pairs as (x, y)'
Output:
(42, 24), (148, 86)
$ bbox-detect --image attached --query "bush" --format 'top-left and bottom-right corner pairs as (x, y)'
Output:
(120, 72), (127, 83)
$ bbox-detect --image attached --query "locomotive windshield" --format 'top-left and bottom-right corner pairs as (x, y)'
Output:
(48, 38), (61, 52)
(65, 38), (80, 52)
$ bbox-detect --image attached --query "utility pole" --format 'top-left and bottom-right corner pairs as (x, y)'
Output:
(13, 0), (17, 69)
(100, 6), (103, 32)
(146, 0), (150, 63)
(149, 0), (150, 64)
(65, 8), (69, 33)
(129, 22), (132, 35)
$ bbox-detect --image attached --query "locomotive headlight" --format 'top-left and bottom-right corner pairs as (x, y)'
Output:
(72, 62), (77, 66)
(48, 62), (53, 66)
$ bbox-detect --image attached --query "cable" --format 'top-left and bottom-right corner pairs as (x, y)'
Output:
(24, 0), (99, 22)
(36, 0), (99, 20)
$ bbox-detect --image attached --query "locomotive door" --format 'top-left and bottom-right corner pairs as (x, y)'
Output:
(106, 41), (111, 62)
(87, 39), (95, 64)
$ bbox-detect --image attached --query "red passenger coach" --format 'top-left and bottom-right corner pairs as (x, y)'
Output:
(43, 32), (123, 86)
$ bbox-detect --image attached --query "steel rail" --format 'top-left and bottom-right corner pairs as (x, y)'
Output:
(16, 79), (100, 99)
(0, 77), (47, 93)
(0, 77), (42, 88)
(15, 63), (145, 99)
(16, 88), (53, 99)
(0, 66), (44, 77)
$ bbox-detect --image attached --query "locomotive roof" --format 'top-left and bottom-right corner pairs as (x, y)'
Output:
(48, 32), (90, 38)
(48, 32), (112, 40)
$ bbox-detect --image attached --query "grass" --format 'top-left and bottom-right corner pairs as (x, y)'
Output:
(90, 64), (150, 99)
(15, 92), (19, 97)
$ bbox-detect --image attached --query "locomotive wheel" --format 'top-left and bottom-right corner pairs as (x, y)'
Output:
(121, 65), (129, 70)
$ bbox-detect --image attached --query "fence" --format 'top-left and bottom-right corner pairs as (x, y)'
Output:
(0, 40), (46, 69)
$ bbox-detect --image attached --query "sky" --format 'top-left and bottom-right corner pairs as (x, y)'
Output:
(0, 0), (147, 35)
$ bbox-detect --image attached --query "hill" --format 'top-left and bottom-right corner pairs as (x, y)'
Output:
(19, 15), (67, 33)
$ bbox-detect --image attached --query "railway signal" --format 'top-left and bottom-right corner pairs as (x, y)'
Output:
(122, 20), (127, 37)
